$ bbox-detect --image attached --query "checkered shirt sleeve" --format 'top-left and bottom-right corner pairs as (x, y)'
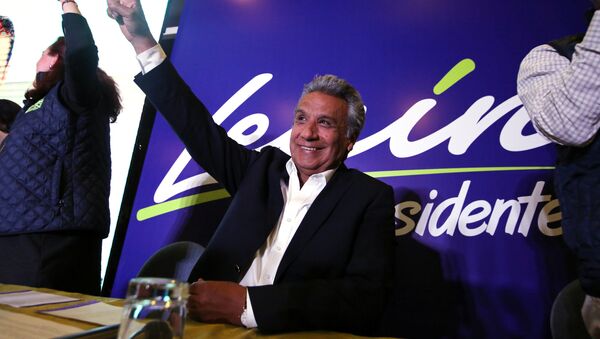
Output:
(517, 11), (600, 146)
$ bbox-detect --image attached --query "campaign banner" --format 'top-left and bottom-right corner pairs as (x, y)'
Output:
(111, 1), (591, 337)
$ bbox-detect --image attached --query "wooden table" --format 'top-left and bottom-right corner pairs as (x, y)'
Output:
(0, 284), (393, 339)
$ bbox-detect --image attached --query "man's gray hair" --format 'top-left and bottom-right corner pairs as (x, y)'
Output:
(300, 74), (365, 142)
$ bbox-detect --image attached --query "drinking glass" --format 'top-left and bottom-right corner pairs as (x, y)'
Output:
(117, 277), (189, 339)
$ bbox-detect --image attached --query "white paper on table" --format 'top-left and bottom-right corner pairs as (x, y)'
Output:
(0, 290), (79, 307)
(0, 309), (82, 339)
(39, 300), (123, 326)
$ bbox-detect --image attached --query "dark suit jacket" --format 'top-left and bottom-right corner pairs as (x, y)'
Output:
(135, 61), (395, 335)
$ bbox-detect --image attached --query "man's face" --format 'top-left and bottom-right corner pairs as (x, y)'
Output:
(290, 91), (354, 184)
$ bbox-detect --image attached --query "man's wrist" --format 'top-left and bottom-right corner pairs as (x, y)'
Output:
(132, 36), (158, 55)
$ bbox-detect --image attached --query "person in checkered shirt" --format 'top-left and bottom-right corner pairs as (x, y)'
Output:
(518, 1), (600, 337)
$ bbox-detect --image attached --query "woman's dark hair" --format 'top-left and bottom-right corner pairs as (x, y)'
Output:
(25, 37), (65, 105)
(24, 37), (122, 122)
(98, 67), (122, 123)
(0, 99), (20, 133)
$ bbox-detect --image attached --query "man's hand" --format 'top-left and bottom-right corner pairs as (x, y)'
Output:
(583, 294), (600, 338)
(187, 279), (247, 326)
(106, 0), (156, 54)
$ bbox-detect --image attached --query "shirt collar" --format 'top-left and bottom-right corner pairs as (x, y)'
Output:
(285, 159), (336, 184)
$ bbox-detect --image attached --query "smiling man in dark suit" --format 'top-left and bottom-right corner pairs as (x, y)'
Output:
(107, 0), (395, 335)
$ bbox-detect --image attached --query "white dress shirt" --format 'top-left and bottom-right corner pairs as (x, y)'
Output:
(517, 10), (600, 146)
(238, 160), (335, 327)
(136, 44), (167, 74)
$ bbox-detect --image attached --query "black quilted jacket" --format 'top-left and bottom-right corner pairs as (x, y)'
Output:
(0, 14), (111, 237)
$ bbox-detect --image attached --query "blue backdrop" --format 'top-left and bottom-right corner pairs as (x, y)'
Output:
(112, 1), (592, 337)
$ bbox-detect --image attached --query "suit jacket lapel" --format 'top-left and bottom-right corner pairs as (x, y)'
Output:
(265, 165), (287, 233)
(237, 159), (287, 277)
(274, 165), (354, 281)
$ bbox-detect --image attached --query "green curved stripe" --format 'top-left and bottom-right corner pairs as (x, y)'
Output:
(136, 166), (554, 221)
(136, 188), (230, 221)
(365, 166), (554, 178)
(433, 58), (476, 95)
